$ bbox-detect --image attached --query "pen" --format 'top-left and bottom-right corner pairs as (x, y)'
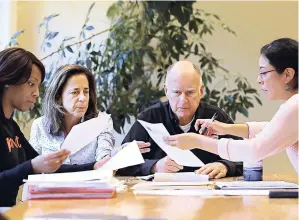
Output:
(198, 112), (218, 135)
(269, 190), (298, 198)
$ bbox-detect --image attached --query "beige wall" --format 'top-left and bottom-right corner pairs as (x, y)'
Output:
(13, 1), (298, 175)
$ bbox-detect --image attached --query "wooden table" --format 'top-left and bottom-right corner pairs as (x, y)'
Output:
(3, 174), (298, 220)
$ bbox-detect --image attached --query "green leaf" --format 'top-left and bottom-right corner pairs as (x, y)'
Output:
(9, 39), (18, 46)
(82, 32), (86, 40)
(66, 46), (73, 53)
(194, 44), (198, 55)
(11, 30), (24, 39)
(87, 42), (92, 50)
(255, 96), (263, 105)
(85, 25), (94, 31)
(238, 107), (248, 117)
(46, 14), (59, 23)
(47, 32), (59, 40)
(245, 88), (257, 94)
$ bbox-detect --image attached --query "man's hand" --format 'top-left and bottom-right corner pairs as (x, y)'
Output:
(195, 162), (228, 179)
(152, 156), (183, 173)
(31, 149), (71, 174)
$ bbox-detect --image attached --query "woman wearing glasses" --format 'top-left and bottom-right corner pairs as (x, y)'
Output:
(164, 38), (298, 173)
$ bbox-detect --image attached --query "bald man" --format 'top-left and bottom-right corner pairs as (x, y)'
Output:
(117, 61), (242, 178)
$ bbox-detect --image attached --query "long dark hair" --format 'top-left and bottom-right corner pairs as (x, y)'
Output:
(261, 38), (298, 89)
(0, 47), (45, 98)
(43, 64), (98, 135)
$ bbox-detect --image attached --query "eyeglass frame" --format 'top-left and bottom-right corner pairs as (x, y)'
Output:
(258, 69), (276, 80)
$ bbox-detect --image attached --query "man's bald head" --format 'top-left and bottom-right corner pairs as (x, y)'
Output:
(165, 61), (202, 87)
(164, 61), (205, 126)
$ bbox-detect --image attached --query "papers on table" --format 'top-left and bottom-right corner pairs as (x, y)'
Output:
(138, 120), (204, 167)
(61, 112), (111, 155)
(27, 141), (144, 183)
(131, 178), (298, 197)
(216, 181), (299, 190)
(154, 172), (209, 182)
(132, 189), (270, 196)
(100, 141), (145, 171)
(24, 213), (129, 220)
(131, 181), (214, 191)
(27, 170), (113, 182)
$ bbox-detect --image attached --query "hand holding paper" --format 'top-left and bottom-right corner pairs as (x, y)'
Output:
(138, 120), (204, 167)
(61, 112), (110, 155)
(100, 141), (145, 171)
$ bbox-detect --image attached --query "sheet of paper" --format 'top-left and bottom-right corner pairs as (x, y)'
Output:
(61, 112), (110, 155)
(99, 141), (145, 171)
(27, 169), (113, 182)
(154, 172), (209, 182)
(138, 120), (204, 167)
(216, 181), (299, 190)
(132, 189), (269, 196)
(131, 181), (214, 190)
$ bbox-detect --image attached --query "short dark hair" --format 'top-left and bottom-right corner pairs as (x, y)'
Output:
(0, 47), (45, 98)
(261, 38), (298, 89)
(43, 64), (98, 135)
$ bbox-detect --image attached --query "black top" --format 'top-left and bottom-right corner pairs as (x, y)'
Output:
(0, 102), (95, 207)
(117, 101), (243, 176)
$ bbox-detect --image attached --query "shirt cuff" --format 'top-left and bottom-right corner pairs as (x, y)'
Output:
(217, 138), (231, 160)
(245, 122), (264, 139)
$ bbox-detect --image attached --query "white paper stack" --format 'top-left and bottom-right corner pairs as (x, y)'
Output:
(22, 141), (145, 201)
(154, 172), (209, 182)
(132, 181), (214, 191)
(216, 181), (299, 190)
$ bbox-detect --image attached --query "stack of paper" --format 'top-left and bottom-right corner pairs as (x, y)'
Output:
(24, 213), (129, 220)
(132, 181), (214, 191)
(26, 181), (116, 200)
(23, 170), (117, 200)
(23, 141), (145, 200)
(216, 181), (299, 190)
(154, 172), (209, 182)
(131, 181), (273, 196)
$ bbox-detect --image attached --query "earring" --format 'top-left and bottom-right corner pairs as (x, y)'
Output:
(285, 86), (291, 92)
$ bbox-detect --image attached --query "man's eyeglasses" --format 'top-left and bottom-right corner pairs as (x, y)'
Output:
(259, 69), (276, 80)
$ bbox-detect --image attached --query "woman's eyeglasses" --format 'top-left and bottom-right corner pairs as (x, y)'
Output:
(259, 69), (276, 80)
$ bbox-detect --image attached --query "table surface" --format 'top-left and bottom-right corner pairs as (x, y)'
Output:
(3, 174), (298, 220)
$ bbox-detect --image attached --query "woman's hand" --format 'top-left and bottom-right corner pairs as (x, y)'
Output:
(31, 149), (71, 173)
(195, 119), (228, 136)
(163, 133), (200, 150)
